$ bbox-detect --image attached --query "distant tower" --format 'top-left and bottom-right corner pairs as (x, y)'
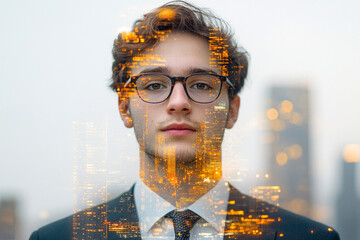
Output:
(0, 198), (18, 240)
(336, 144), (360, 240)
(265, 86), (311, 216)
(72, 121), (108, 239)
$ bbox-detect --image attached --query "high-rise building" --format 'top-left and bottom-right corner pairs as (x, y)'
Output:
(0, 198), (19, 240)
(336, 144), (360, 240)
(72, 121), (108, 239)
(264, 86), (311, 216)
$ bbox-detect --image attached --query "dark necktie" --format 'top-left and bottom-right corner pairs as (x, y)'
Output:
(165, 209), (201, 240)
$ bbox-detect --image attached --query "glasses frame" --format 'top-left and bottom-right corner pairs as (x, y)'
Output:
(123, 72), (235, 104)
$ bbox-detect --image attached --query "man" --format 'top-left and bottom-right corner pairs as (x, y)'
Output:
(30, 1), (340, 239)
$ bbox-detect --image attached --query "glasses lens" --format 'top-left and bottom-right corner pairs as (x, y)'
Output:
(186, 74), (222, 103)
(136, 74), (171, 103)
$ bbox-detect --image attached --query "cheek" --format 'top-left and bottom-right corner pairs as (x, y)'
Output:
(129, 101), (148, 142)
(196, 102), (229, 133)
(209, 95), (230, 122)
(130, 102), (159, 137)
(205, 105), (229, 124)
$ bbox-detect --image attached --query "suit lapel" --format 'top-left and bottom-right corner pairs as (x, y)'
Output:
(106, 184), (141, 240)
(224, 184), (277, 240)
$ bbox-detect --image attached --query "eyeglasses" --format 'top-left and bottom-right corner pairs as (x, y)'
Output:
(123, 73), (234, 104)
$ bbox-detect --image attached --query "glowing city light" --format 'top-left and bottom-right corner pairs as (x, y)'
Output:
(343, 144), (360, 162)
(281, 100), (293, 113)
(287, 144), (303, 159)
(267, 108), (279, 120)
(276, 152), (288, 166)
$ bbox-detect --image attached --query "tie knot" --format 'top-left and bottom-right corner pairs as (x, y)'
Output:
(165, 209), (200, 239)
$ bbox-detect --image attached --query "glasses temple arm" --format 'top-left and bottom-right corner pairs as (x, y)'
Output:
(225, 77), (235, 89)
(124, 77), (132, 87)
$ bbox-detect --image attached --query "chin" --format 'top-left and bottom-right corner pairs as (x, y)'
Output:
(174, 151), (197, 165)
(151, 144), (197, 164)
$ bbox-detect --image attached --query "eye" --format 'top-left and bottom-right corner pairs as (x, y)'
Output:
(191, 82), (212, 90)
(146, 82), (166, 91)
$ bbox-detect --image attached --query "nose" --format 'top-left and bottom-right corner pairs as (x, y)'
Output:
(166, 82), (192, 114)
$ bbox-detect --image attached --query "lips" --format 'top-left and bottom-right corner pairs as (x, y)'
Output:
(161, 123), (196, 136)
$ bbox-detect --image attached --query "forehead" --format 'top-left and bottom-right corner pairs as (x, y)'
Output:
(129, 32), (221, 76)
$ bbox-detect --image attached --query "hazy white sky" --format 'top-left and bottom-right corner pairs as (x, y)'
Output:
(1, 0), (359, 238)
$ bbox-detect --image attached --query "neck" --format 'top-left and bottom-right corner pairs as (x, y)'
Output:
(139, 149), (222, 208)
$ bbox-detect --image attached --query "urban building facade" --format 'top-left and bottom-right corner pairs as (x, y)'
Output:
(265, 86), (311, 216)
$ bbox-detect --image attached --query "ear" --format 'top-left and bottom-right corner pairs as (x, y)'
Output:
(226, 95), (240, 129)
(118, 96), (133, 128)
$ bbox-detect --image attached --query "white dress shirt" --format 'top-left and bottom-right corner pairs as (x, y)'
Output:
(134, 179), (230, 240)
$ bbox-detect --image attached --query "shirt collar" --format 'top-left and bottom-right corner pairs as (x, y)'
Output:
(134, 180), (176, 234)
(134, 179), (230, 234)
(187, 179), (229, 232)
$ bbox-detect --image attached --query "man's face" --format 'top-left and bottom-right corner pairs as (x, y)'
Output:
(119, 32), (240, 166)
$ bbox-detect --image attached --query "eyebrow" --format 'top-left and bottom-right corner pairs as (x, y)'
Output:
(139, 66), (170, 74)
(139, 66), (219, 75)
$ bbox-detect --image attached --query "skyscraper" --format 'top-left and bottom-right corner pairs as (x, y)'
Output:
(0, 197), (19, 240)
(264, 86), (311, 216)
(72, 121), (108, 239)
(336, 144), (360, 240)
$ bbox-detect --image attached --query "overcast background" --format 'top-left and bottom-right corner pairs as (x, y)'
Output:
(1, 0), (360, 239)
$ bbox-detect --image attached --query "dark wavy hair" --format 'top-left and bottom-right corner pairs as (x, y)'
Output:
(110, 0), (249, 99)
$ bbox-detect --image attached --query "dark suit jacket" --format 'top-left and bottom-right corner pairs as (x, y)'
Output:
(29, 184), (340, 240)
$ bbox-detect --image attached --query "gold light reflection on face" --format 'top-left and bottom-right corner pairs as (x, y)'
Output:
(209, 29), (231, 76)
(343, 144), (360, 162)
(118, 31), (236, 209)
(276, 152), (288, 166)
(267, 108), (278, 120)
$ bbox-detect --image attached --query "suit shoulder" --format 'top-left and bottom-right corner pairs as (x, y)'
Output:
(29, 185), (135, 240)
(272, 206), (340, 239)
(228, 184), (340, 240)
(29, 215), (73, 240)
